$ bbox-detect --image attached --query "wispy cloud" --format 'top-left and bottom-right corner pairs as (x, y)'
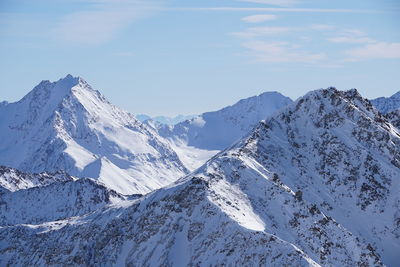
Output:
(323, 29), (400, 61)
(233, 22), (399, 64)
(54, 0), (162, 45)
(172, 7), (374, 13)
(345, 42), (400, 60)
(327, 29), (375, 44)
(232, 26), (290, 38)
(329, 36), (375, 44)
(241, 40), (326, 63)
(310, 24), (335, 31)
(231, 24), (329, 64)
(241, 14), (278, 23)
(239, 0), (300, 7)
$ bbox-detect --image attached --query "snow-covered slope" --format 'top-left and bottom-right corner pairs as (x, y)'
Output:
(0, 168), (381, 266)
(2, 178), (380, 266)
(0, 178), (125, 226)
(150, 91), (293, 170)
(371, 91), (400, 114)
(163, 91), (293, 151)
(0, 165), (75, 192)
(1, 87), (396, 266)
(230, 88), (400, 266)
(136, 114), (196, 125)
(0, 75), (188, 195)
(386, 109), (400, 129)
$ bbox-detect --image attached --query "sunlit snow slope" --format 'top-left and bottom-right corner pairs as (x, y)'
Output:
(150, 91), (293, 170)
(0, 75), (188, 194)
(1, 88), (397, 266)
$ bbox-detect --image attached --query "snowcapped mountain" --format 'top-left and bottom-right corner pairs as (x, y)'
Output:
(0, 165), (127, 226)
(0, 75), (188, 195)
(1, 87), (397, 266)
(227, 88), (400, 266)
(149, 91), (293, 170)
(371, 91), (400, 114)
(386, 109), (400, 129)
(163, 91), (293, 151)
(0, 177), (125, 226)
(0, 165), (75, 192)
(136, 114), (196, 125)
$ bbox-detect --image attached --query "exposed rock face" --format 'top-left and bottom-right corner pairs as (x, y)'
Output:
(385, 109), (400, 129)
(0, 177), (125, 226)
(1, 88), (398, 266)
(0, 165), (74, 192)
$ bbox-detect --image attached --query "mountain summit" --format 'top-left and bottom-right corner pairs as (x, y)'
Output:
(0, 75), (188, 195)
(1, 87), (398, 266)
(163, 91), (293, 151)
(148, 91), (293, 170)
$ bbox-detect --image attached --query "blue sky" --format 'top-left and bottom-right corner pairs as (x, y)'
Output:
(1, 0), (399, 116)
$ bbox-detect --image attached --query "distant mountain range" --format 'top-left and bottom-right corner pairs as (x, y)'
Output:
(0, 76), (399, 266)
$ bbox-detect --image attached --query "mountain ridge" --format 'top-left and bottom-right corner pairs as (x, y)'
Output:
(371, 91), (400, 114)
(155, 91), (293, 150)
(1, 87), (398, 266)
(0, 75), (189, 195)
(0, 165), (75, 192)
(147, 91), (294, 171)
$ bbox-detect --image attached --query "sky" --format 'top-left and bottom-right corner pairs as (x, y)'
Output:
(0, 0), (399, 116)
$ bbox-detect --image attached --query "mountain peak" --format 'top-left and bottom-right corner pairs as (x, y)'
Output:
(227, 90), (291, 109)
(300, 87), (370, 107)
(0, 75), (189, 195)
(11, 75), (94, 124)
(57, 73), (79, 85)
(2, 87), (397, 266)
(22, 75), (81, 102)
(63, 73), (75, 79)
(258, 90), (287, 97)
(371, 89), (400, 114)
(18, 74), (101, 113)
(156, 90), (293, 152)
(57, 74), (89, 87)
(292, 87), (378, 121)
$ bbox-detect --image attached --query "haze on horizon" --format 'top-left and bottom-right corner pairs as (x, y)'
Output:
(0, 0), (399, 116)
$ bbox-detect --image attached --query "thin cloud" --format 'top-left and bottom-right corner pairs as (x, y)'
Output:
(232, 26), (290, 38)
(328, 29), (375, 44)
(55, 11), (133, 44)
(345, 42), (400, 60)
(54, 0), (162, 45)
(329, 36), (375, 44)
(231, 24), (330, 64)
(172, 7), (375, 13)
(239, 0), (300, 7)
(241, 14), (278, 23)
(310, 24), (335, 31)
(241, 40), (326, 63)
